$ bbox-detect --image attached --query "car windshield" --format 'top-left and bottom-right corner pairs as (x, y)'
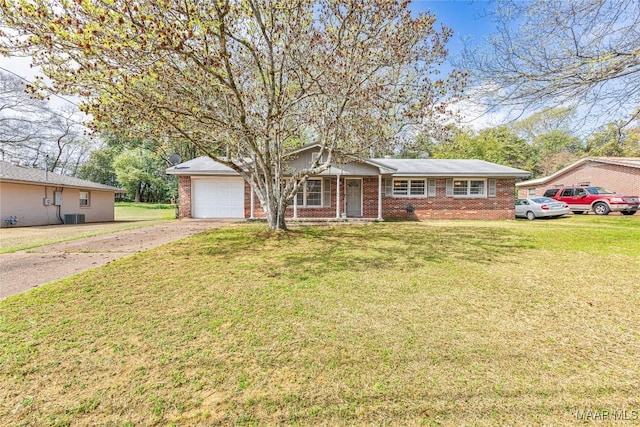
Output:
(531, 197), (556, 204)
(586, 187), (614, 195)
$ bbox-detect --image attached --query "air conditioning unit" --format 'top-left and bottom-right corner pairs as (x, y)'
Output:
(64, 214), (86, 224)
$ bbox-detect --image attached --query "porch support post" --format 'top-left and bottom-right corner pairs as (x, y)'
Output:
(377, 174), (383, 220)
(293, 188), (298, 219)
(336, 175), (341, 218)
(250, 185), (255, 219)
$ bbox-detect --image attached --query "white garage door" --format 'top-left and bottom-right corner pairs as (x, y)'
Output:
(192, 177), (245, 218)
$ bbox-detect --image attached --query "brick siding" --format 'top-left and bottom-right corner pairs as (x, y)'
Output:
(518, 162), (640, 198)
(382, 178), (516, 220)
(179, 176), (516, 220)
(236, 177), (515, 220)
(177, 176), (191, 219)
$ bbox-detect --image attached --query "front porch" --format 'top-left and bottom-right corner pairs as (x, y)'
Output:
(245, 175), (387, 221)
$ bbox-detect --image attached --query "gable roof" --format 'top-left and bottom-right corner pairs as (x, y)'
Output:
(166, 144), (399, 176)
(516, 157), (640, 187)
(373, 158), (530, 177)
(0, 161), (125, 192)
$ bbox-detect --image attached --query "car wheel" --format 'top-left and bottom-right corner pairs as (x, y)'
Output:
(621, 211), (637, 216)
(593, 202), (610, 215)
(526, 211), (536, 220)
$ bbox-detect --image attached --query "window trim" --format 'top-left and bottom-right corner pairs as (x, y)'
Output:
(79, 191), (90, 208)
(447, 178), (488, 198)
(390, 178), (428, 197)
(296, 178), (324, 208)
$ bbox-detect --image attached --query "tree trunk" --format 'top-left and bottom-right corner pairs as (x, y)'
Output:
(253, 179), (289, 231)
(263, 197), (288, 231)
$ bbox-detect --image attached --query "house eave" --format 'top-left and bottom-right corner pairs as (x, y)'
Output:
(392, 172), (531, 178)
(0, 178), (126, 192)
(167, 168), (242, 176)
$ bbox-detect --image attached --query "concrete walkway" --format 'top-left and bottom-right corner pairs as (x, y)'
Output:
(0, 220), (234, 300)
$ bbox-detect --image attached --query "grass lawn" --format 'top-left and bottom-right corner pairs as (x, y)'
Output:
(0, 203), (175, 253)
(114, 202), (177, 222)
(1, 216), (639, 425)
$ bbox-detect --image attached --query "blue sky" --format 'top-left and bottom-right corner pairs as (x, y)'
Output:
(408, 1), (507, 128)
(411, 0), (496, 61)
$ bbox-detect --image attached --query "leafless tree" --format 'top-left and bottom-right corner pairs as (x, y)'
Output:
(0, 70), (93, 174)
(460, 0), (640, 129)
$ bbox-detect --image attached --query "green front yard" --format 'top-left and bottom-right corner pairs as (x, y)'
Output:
(1, 216), (639, 425)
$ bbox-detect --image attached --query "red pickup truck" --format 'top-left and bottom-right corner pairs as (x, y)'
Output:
(543, 186), (639, 215)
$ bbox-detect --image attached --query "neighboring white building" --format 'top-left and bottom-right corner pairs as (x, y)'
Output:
(0, 161), (125, 227)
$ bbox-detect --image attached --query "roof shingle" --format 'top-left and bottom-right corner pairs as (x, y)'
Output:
(0, 161), (124, 192)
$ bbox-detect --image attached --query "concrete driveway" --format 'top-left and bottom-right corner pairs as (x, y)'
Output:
(0, 219), (235, 300)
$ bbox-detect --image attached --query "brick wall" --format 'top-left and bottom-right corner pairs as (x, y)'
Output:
(518, 162), (640, 198)
(177, 176), (191, 219)
(180, 175), (516, 220)
(245, 180), (338, 219)
(362, 177), (381, 218)
(382, 178), (516, 220)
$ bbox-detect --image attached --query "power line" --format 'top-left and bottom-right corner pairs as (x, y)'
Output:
(0, 65), (90, 127)
(0, 65), (81, 107)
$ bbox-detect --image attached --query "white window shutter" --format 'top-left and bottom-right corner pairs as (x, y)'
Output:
(446, 179), (454, 197)
(428, 179), (436, 197)
(384, 178), (393, 196)
(323, 177), (331, 207)
(488, 179), (497, 197)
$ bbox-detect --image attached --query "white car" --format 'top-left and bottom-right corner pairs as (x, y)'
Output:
(515, 197), (570, 220)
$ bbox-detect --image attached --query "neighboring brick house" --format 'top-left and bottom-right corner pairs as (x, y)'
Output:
(167, 145), (530, 221)
(516, 157), (640, 198)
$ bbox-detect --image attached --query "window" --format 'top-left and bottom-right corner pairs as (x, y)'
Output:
(385, 178), (434, 197)
(469, 180), (485, 195)
(392, 179), (427, 196)
(393, 180), (408, 196)
(453, 180), (468, 196)
(79, 191), (90, 207)
(311, 152), (326, 164)
(447, 179), (487, 197)
(410, 180), (425, 196)
(527, 188), (536, 197)
(296, 178), (323, 207)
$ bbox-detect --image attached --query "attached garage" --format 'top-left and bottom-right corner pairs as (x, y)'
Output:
(191, 177), (245, 218)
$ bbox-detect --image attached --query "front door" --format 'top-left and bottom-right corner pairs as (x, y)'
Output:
(345, 179), (362, 217)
